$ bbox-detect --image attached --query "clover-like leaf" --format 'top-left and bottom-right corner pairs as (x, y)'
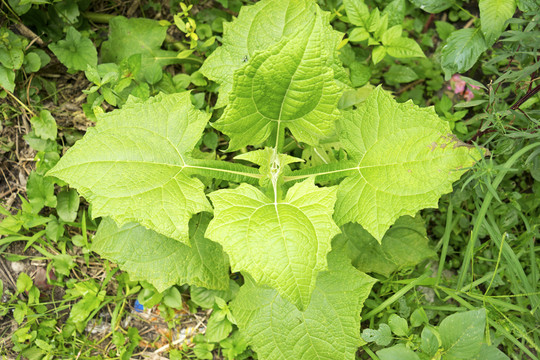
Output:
(231, 250), (376, 360)
(335, 87), (481, 241)
(92, 213), (230, 292)
(205, 178), (340, 310)
(213, 7), (342, 151)
(201, 0), (346, 108)
(48, 92), (212, 243)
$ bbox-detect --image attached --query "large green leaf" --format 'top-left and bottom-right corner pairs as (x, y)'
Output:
(0, 29), (24, 69)
(384, 37), (425, 59)
(29, 110), (57, 141)
(48, 93), (212, 244)
(441, 28), (487, 79)
(409, 0), (454, 13)
(205, 178), (340, 310)
(383, 0), (406, 27)
(26, 172), (56, 213)
(377, 344), (420, 360)
(333, 216), (435, 276)
(343, 0), (370, 28)
(439, 309), (486, 359)
(479, 0), (516, 45)
(48, 27), (97, 72)
(92, 213), (230, 292)
(0, 65), (15, 92)
(101, 16), (181, 81)
(335, 87), (480, 241)
(472, 344), (510, 360)
(200, 0), (345, 108)
(213, 6), (342, 151)
(231, 250), (376, 360)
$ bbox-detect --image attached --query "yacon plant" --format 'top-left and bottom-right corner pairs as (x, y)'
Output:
(47, 0), (481, 358)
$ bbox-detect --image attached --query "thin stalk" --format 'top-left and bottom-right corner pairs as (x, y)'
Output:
(83, 12), (115, 23)
(435, 201), (453, 286)
(268, 123), (285, 153)
(484, 212), (540, 318)
(457, 142), (540, 289)
(362, 346), (380, 360)
(186, 159), (262, 184)
(483, 232), (505, 298)
(456, 4), (478, 20)
(2, 86), (36, 117)
(459, 270), (499, 293)
(491, 305), (540, 354)
(186, 164), (261, 179)
(438, 286), (540, 358)
(284, 161), (358, 182)
(363, 272), (430, 320)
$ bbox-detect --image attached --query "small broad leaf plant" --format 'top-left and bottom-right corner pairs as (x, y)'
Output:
(48, 0), (481, 358)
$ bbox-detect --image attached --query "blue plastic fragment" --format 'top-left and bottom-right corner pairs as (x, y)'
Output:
(134, 299), (144, 313)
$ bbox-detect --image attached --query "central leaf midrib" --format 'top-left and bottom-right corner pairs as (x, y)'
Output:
(254, 15), (317, 129)
(244, 202), (317, 303)
(275, 29), (311, 122)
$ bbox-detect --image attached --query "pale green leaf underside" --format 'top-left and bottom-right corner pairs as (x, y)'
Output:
(92, 213), (230, 292)
(205, 178), (340, 310)
(200, 0), (347, 108)
(214, 6), (342, 151)
(333, 215), (435, 276)
(335, 87), (481, 241)
(231, 250), (376, 360)
(48, 93), (212, 244)
(479, 0), (516, 45)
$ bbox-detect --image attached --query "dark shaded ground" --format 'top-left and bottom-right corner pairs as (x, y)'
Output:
(0, 2), (220, 357)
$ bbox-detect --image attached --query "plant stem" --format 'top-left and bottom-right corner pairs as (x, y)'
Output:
(456, 141), (540, 289)
(186, 159), (262, 184)
(83, 12), (115, 23)
(362, 346), (380, 360)
(363, 272), (431, 320)
(2, 86), (36, 117)
(435, 201), (454, 286)
(284, 161), (358, 182)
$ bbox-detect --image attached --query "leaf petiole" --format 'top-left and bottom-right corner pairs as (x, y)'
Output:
(284, 161), (359, 183)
